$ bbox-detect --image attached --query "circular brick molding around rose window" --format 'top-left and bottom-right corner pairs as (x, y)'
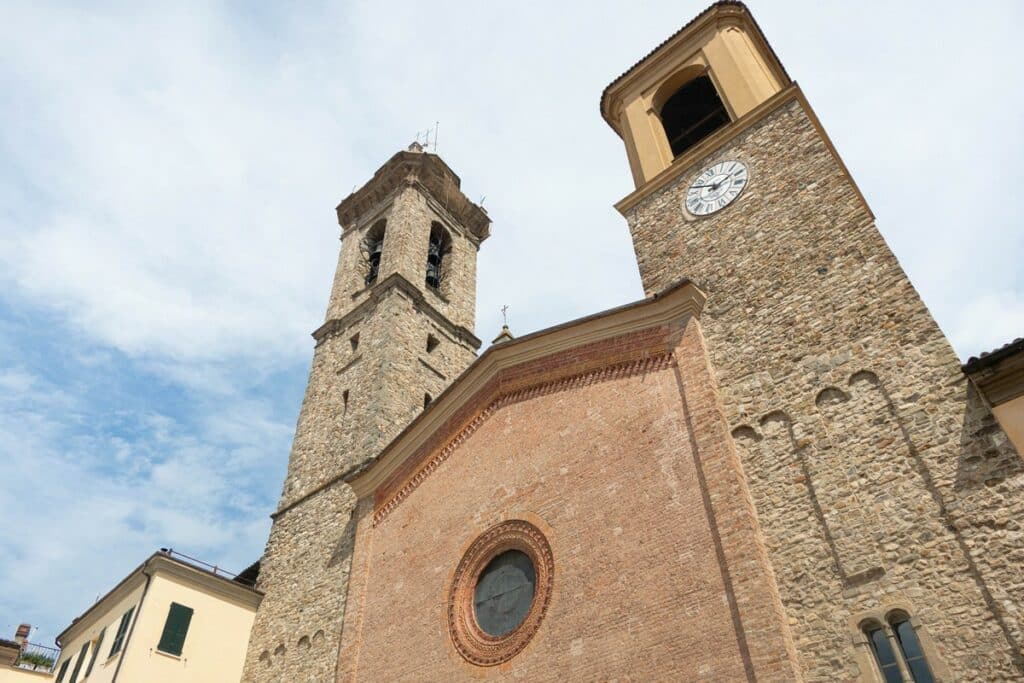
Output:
(448, 519), (554, 666)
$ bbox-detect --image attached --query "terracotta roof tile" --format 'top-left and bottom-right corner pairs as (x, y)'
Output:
(963, 337), (1024, 372)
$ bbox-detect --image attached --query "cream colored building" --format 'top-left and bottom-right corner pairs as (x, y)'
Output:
(0, 648), (52, 683)
(0, 628), (55, 683)
(51, 551), (260, 683)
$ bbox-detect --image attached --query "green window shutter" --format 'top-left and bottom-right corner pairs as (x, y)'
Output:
(109, 606), (135, 657)
(54, 659), (70, 683)
(157, 603), (194, 656)
(67, 640), (90, 683)
(85, 627), (105, 676)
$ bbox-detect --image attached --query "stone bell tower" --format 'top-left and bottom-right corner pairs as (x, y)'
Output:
(602, 2), (1024, 681)
(243, 143), (490, 682)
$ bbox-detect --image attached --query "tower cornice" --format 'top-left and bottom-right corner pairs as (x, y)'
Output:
(600, 1), (789, 134)
(312, 271), (483, 351)
(336, 150), (491, 241)
(599, 1), (792, 188)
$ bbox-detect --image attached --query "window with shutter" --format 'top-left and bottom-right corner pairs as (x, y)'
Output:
(156, 602), (194, 656)
(85, 627), (105, 675)
(54, 659), (70, 683)
(67, 640), (90, 683)
(108, 606), (135, 657)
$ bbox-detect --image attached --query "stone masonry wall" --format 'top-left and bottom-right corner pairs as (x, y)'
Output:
(243, 152), (485, 682)
(244, 481), (356, 683)
(623, 96), (1024, 680)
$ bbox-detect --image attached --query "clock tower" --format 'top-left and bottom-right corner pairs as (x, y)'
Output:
(603, 2), (1023, 681)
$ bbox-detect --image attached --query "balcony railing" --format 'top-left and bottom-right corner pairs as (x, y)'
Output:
(159, 547), (256, 586)
(16, 641), (60, 672)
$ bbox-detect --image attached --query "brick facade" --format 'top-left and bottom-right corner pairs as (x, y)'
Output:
(338, 309), (801, 681)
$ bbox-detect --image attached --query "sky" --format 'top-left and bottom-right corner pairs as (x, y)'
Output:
(1, 0), (1022, 648)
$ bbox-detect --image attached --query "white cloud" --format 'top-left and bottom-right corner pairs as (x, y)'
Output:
(0, 363), (288, 646)
(0, 0), (1021, 652)
(3, 1), (1018, 365)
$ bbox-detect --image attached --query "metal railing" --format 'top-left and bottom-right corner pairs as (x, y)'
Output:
(159, 548), (255, 586)
(16, 641), (60, 672)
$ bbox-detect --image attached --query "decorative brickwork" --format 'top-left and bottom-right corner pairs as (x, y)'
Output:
(337, 313), (800, 681)
(372, 353), (675, 525)
(246, 5), (1024, 680)
(447, 520), (554, 667)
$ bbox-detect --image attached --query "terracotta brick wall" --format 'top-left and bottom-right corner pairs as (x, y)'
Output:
(338, 319), (799, 681)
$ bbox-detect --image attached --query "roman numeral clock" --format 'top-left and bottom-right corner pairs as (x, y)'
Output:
(684, 160), (748, 216)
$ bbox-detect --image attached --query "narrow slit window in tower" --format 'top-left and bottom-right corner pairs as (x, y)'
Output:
(342, 389), (349, 415)
(350, 333), (359, 352)
(423, 393), (432, 409)
(659, 75), (730, 158)
(426, 333), (440, 353)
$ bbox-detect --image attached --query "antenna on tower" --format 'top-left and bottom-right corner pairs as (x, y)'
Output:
(416, 122), (440, 152)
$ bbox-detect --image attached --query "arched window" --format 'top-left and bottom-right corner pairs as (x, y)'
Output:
(362, 219), (386, 286)
(863, 620), (903, 683)
(888, 613), (934, 683)
(658, 74), (730, 158)
(426, 222), (451, 290)
(862, 612), (936, 683)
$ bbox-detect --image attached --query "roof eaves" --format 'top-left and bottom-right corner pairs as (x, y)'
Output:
(963, 337), (1024, 373)
(599, 1), (792, 129)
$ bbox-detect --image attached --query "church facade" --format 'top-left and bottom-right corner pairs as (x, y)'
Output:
(242, 3), (1024, 681)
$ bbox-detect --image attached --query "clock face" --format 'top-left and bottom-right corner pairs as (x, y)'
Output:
(684, 160), (748, 217)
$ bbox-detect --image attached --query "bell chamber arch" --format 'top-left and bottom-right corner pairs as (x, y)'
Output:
(426, 221), (451, 290)
(656, 72), (731, 158)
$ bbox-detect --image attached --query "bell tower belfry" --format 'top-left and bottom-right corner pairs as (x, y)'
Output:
(242, 143), (490, 682)
(602, 2), (1024, 682)
(281, 142), (489, 506)
(601, 1), (787, 189)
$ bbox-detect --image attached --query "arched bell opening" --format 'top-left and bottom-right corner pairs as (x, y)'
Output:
(362, 219), (386, 286)
(426, 221), (451, 291)
(656, 73), (731, 158)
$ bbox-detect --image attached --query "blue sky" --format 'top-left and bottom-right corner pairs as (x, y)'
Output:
(1, 0), (1022, 648)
